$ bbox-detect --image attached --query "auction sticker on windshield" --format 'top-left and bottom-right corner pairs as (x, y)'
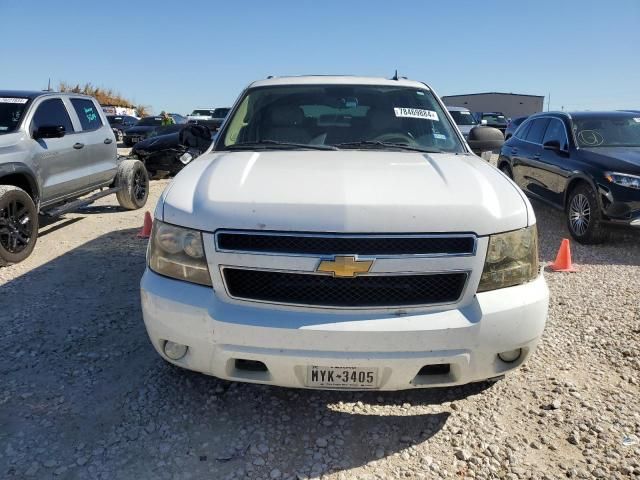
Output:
(394, 107), (439, 121)
(307, 366), (378, 389)
(0, 98), (28, 104)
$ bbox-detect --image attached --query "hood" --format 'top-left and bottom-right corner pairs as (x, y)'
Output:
(124, 126), (157, 134)
(161, 151), (530, 236)
(133, 132), (180, 153)
(580, 147), (640, 173)
(0, 132), (23, 149)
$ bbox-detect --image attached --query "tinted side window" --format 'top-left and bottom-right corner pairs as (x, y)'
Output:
(31, 98), (75, 134)
(525, 118), (550, 144)
(71, 99), (104, 131)
(515, 120), (532, 140)
(542, 118), (568, 150)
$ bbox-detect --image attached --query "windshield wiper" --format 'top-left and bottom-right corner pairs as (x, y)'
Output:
(334, 141), (442, 153)
(225, 140), (337, 151)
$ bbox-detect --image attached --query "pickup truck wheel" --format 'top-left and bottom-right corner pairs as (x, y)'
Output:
(115, 159), (149, 210)
(566, 183), (608, 244)
(0, 185), (38, 266)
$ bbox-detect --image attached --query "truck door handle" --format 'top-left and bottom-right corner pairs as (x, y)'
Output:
(104, 138), (113, 144)
(73, 142), (84, 149)
(511, 148), (518, 155)
(531, 153), (541, 160)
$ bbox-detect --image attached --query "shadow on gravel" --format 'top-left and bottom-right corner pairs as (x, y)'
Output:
(532, 199), (640, 267)
(0, 228), (492, 479)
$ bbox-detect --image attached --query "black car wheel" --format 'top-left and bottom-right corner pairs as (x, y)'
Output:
(566, 183), (608, 244)
(0, 185), (39, 266)
(115, 159), (149, 210)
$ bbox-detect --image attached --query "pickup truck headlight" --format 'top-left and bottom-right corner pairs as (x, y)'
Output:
(148, 220), (212, 286)
(477, 226), (539, 292)
(604, 172), (640, 190)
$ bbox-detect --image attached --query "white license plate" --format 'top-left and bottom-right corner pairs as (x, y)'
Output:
(306, 365), (378, 389)
(130, 136), (139, 143)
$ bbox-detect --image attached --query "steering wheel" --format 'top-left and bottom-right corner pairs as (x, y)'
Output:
(371, 132), (418, 145)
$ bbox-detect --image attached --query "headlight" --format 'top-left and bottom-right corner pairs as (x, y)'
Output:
(148, 220), (212, 286)
(604, 172), (640, 190)
(478, 226), (539, 292)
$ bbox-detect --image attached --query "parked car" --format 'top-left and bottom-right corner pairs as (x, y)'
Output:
(476, 112), (508, 133)
(447, 106), (480, 139)
(498, 111), (640, 243)
(131, 123), (213, 177)
(187, 107), (230, 132)
(504, 115), (528, 140)
(0, 90), (149, 265)
(123, 114), (186, 146)
(140, 75), (548, 391)
(106, 114), (138, 142)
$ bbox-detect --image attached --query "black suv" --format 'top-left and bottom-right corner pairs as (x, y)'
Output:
(106, 114), (138, 142)
(498, 111), (640, 243)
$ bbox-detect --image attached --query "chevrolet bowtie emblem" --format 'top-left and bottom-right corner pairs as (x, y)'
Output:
(317, 256), (373, 278)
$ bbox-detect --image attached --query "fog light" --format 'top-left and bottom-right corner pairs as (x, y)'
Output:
(164, 341), (188, 360)
(498, 348), (522, 363)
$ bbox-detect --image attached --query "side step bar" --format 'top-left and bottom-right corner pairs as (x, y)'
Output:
(43, 187), (122, 217)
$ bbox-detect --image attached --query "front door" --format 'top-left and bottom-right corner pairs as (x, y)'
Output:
(29, 97), (84, 205)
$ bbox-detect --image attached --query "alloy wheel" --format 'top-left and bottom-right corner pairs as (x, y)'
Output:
(0, 198), (33, 254)
(569, 193), (591, 236)
(133, 170), (147, 201)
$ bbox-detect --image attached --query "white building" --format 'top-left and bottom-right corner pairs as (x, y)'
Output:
(441, 92), (544, 119)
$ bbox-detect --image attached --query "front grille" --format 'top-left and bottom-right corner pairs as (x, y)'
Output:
(216, 232), (475, 256)
(222, 268), (468, 308)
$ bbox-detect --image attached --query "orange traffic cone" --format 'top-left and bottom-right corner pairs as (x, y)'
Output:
(549, 238), (576, 272)
(137, 211), (152, 238)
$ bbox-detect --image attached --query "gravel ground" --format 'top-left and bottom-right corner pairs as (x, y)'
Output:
(1, 173), (639, 480)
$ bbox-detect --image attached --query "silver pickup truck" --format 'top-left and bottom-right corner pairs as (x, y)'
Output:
(0, 91), (149, 265)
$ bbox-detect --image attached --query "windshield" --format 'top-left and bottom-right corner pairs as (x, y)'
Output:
(191, 109), (214, 116)
(0, 97), (29, 134)
(137, 117), (163, 126)
(107, 116), (124, 124)
(482, 114), (507, 125)
(220, 85), (464, 153)
(213, 108), (230, 118)
(448, 110), (477, 126)
(573, 114), (640, 148)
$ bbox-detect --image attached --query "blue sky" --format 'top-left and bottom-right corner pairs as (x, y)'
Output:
(2, 0), (638, 114)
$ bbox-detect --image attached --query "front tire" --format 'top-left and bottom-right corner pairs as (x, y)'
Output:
(566, 183), (608, 244)
(115, 159), (149, 210)
(0, 185), (39, 266)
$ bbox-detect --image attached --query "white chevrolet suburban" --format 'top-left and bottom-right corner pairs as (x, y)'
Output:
(140, 76), (549, 391)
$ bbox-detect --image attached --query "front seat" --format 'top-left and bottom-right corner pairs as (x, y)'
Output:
(262, 106), (311, 144)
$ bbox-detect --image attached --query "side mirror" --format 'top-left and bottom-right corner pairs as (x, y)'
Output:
(33, 125), (66, 139)
(480, 119), (488, 125)
(467, 126), (505, 156)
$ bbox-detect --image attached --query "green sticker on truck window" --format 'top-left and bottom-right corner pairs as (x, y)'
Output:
(84, 107), (97, 122)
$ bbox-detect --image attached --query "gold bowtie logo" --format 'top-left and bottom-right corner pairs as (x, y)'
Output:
(317, 256), (373, 278)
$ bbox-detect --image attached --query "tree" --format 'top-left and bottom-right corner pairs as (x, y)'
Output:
(57, 81), (149, 116)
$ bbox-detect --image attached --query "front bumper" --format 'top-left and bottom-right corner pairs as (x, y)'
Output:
(600, 182), (640, 226)
(140, 269), (548, 390)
